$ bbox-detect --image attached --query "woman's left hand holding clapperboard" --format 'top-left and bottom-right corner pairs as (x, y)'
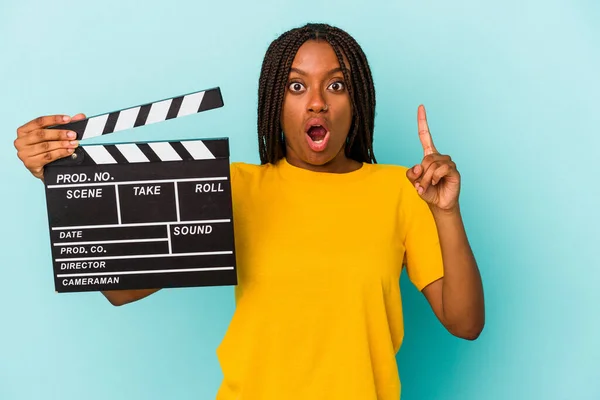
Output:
(15, 113), (86, 181)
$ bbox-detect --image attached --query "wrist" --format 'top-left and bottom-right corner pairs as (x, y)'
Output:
(430, 203), (461, 219)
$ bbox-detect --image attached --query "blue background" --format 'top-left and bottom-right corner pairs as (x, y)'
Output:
(1, 0), (599, 399)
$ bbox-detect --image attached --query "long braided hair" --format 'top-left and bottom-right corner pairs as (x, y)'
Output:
(257, 23), (377, 165)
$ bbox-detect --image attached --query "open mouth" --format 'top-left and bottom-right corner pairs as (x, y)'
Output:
(305, 124), (330, 152)
(304, 119), (330, 152)
(307, 125), (328, 144)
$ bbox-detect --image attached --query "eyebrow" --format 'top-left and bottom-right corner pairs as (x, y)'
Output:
(289, 67), (344, 76)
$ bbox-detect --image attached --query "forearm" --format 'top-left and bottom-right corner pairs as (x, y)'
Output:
(101, 288), (160, 306)
(432, 205), (485, 339)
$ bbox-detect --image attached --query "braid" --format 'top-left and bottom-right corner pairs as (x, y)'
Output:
(327, 29), (376, 163)
(257, 23), (377, 164)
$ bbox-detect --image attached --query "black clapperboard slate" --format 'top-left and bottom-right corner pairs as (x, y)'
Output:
(43, 87), (237, 293)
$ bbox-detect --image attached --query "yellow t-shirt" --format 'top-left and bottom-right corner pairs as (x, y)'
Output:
(216, 157), (444, 400)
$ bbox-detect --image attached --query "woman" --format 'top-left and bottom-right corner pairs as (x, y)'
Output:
(14, 23), (484, 400)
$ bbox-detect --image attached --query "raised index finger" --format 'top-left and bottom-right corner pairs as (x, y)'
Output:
(17, 115), (71, 137)
(417, 105), (437, 156)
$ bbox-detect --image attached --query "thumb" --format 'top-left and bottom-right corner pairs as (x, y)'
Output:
(406, 164), (422, 184)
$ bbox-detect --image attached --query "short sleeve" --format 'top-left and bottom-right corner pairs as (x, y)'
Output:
(401, 177), (445, 291)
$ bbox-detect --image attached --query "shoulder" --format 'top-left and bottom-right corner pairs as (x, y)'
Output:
(364, 162), (412, 188)
(230, 161), (276, 187)
(230, 161), (272, 177)
(366, 162), (410, 175)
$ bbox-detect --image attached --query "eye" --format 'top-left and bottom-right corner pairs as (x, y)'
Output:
(288, 82), (305, 92)
(328, 81), (345, 92)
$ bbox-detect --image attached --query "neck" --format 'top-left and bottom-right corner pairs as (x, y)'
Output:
(284, 146), (363, 173)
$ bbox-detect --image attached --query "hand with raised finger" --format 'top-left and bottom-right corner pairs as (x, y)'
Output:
(405, 105), (461, 212)
(14, 113), (86, 181)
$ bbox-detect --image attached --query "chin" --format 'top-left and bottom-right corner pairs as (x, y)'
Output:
(300, 152), (329, 164)
(299, 148), (345, 167)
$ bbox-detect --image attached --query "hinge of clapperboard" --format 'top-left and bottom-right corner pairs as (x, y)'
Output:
(45, 87), (227, 168)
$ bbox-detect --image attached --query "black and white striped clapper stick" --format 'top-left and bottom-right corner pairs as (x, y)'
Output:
(50, 87), (224, 141)
(55, 138), (230, 167)
(43, 87), (237, 293)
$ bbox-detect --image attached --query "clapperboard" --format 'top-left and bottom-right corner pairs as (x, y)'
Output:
(43, 87), (237, 293)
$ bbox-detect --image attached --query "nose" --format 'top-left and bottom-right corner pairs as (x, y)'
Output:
(307, 89), (328, 113)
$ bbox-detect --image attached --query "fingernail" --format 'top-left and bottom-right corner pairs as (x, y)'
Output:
(418, 186), (424, 195)
(63, 115), (70, 122)
(413, 165), (419, 173)
(70, 140), (78, 146)
(67, 131), (76, 139)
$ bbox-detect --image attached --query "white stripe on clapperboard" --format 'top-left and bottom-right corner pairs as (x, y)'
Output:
(178, 91), (205, 117)
(149, 142), (182, 161)
(145, 99), (172, 126)
(82, 114), (109, 140)
(113, 106), (140, 132)
(84, 145), (117, 164)
(116, 143), (149, 162)
(181, 140), (214, 160)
